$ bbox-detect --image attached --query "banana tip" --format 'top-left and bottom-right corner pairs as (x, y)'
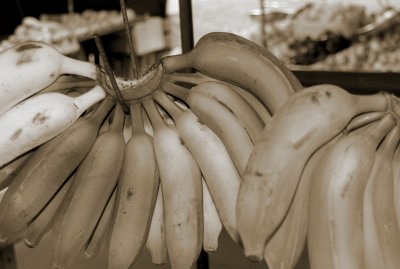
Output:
(244, 252), (263, 263)
(0, 238), (7, 248)
(23, 239), (37, 248)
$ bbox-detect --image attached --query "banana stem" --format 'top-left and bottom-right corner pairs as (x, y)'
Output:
(167, 72), (216, 85)
(153, 91), (182, 121)
(60, 55), (98, 80)
(161, 53), (193, 73)
(130, 102), (145, 133)
(110, 104), (125, 133)
(73, 85), (107, 114)
(89, 97), (115, 126)
(142, 98), (166, 133)
(161, 81), (189, 101)
(355, 93), (388, 115)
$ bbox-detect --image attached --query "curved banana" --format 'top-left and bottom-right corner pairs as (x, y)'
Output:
(0, 85), (106, 167)
(153, 91), (241, 243)
(202, 177), (222, 253)
(363, 125), (400, 269)
(0, 97), (114, 245)
(0, 151), (33, 191)
(237, 84), (388, 261)
(264, 132), (341, 269)
(52, 104), (125, 269)
(162, 83), (253, 176)
(161, 32), (301, 113)
(24, 174), (75, 248)
(143, 97), (203, 269)
(166, 72), (271, 124)
(164, 76), (266, 141)
(107, 102), (159, 269)
(145, 186), (168, 265)
(84, 188), (117, 259)
(307, 114), (395, 269)
(0, 41), (99, 116)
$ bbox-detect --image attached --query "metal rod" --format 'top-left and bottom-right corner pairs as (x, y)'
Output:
(259, 0), (267, 48)
(94, 34), (130, 114)
(119, 0), (140, 78)
(179, 0), (195, 53)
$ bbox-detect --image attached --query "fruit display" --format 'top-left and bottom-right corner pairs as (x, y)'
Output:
(1, 11), (400, 269)
(253, 2), (400, 70)
(0, 9), (135, 55)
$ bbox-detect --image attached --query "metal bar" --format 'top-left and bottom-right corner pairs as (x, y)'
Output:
(178, 0), (194, 53)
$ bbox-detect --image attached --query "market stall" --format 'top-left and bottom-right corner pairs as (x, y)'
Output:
(1, 1), (400, 269)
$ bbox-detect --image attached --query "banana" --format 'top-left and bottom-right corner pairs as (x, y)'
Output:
(0, 150), (33, 191)
(24, 174), (75, 248)
(363, 125), (400, 269)
(107, 102), (159, 269)
(152, 90), (241, 243)
(143, 97), (203, 269)
(0, 97), (114, 245)
(202, 177), (222, 253)
(145, 185), (168, 265)
(0, 41), (99, 116)
(344, 111), (385, 133)
(52, 104), (125, 269)
(0, 85), (106, 167)
(264, 132), (341, 269)
(161, 32), (301, 113)
(163, 79), (264, 141)
(307, 114), (395, 269)
(237, 84), (388, 261)
(84, 187), (117, 259)
(161, 72), (271, 124)
(162, 83), (253, 176)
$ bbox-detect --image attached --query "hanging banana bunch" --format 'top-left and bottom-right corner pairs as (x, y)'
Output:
(1, 8), (400, 269)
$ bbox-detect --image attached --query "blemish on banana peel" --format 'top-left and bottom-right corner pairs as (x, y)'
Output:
(217, 100), (236, 116)
(254, 171), (263, 177)
(15, 43), (42, 52)
(16, 53), (33, 65)
(10, 128), (22, 141)
(127, 187), (135, 200)
(325, 91), (332, 98)
(32, 113), (49, 125)
(310, 95), (320, 105)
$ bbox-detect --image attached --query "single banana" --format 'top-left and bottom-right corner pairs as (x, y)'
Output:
(344, 111), (385, 133)
(24, 174), (75, 248)
(0, 85), (106, 167)
(162, 83), (253, 176)
(143, 97), (203, 269)
(363, 125), (400, 269)
(237, 84), (388, 261)
(264, 132), (341, 269)
(52, 104), (125, 269)
(307, 114), (395, 269)
(202, 177), (222, 253)
(107, 102), (159, 269)
(84, 187), (117, 260)
(164, 77), (266, 141)
(393, 127), (400, 231)
(0, 97), (114, 245)
(0, 41), (99, 116)
(145, 185), (168, 265)
(161, 32), (301, 113)
(166, 72), (271, 123)
(153, 91), (241, 243)
(0, 151), (33, 191)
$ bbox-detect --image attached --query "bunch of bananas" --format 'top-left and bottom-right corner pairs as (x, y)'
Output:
(0, 30), (399, 269)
